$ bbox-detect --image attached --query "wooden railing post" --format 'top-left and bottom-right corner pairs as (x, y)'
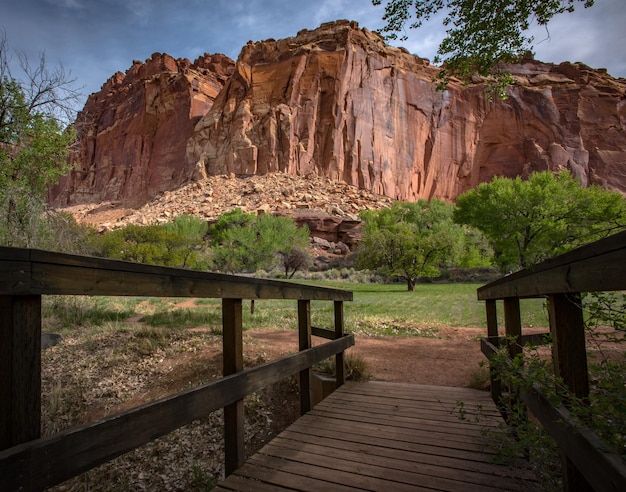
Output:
(298, 299), (312, 415)
(222, 298), (244, 476)
(503, 297), (522, 358)
(334, 301), (346, 387)
(502, 297), (524, 423)
(0, 295), (42, 451)
(486, 299), (498, 337)
(485, 299), (502, 404)
(548, 293), (592, 492)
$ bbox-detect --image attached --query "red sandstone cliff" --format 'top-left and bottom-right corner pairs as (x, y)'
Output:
(188, 20), (626, 201)
(51, 21), (626, 207)
(50, 52), (235, 206)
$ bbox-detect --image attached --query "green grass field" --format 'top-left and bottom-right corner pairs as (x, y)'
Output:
(44, 281), (548, 339)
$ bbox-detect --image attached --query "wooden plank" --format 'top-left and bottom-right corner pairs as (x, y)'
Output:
(311, 326), (334, 339)
(233, 462), (358, 492)
(0, 246), (353, 301)
(283, 417), (498, 464)
(309, 404), (503, 437)
(477, 230), (626, 300)
(334, 300), (345, 387)
(273, 430), (532, 481)
(0, 295), (41, 451)
(246, 453), (425, 492)
(313, 391), (501, 422)
(289, 413), (494, 455)
(0, 335), (354, 491)
(258, 439), (514, 492)
(547, 294), (589, 400)
(0, 260), (31, 294)
(223, 298), (245, 476)
(503, 297), (522, 358)
(298, 299), (312, 415)
(521, 384), (626, 492)
(485, 299), (498, 336)
(547, 293), (592, 492)
(335, 382), (497, 407)
(212, 473), (295, 491)
(217, 383), (535, 491)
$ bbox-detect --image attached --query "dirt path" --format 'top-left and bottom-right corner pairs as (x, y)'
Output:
(244, 326), (490, 388)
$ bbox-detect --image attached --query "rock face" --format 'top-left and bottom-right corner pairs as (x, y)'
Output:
(52, 20), (626, 208)
(188, 20), (626, 201)
(50, 52), (235, 206)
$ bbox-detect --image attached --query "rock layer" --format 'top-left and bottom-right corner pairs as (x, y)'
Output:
(51, 20), (626, 209)
(50, 52), (235, 206)
(188, 20), (626, 201)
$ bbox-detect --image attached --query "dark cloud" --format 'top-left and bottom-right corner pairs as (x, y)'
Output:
(2, 0), (624, 110)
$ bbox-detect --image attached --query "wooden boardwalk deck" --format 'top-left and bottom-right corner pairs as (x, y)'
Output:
(214, 381), (537, 491)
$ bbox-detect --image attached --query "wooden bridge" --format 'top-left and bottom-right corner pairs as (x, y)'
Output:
(1, 232), (626, 491)
(214, 382), (533, 491)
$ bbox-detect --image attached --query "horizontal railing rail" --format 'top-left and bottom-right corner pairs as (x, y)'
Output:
(477, 230), (626, 491)
(481, 337), (626, 492)
(0, 246), (352, 300)
(0, 246), (354, 490)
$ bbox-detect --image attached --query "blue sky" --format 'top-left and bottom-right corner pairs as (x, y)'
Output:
(2, 0), (625, 109)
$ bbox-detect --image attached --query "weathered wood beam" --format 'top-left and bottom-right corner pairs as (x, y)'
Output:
(223, 298), (245, 476)
(0, 247), (352, 301)
(478, 230), (626, 300)
(0, 295), (41, 451)
(298, 300), (312, 415)
(0, 335), (355, 491)
(334, 301), (346, 388)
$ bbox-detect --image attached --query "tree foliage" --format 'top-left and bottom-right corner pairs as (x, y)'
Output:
(0, 31), (80, 247)
(357, 200), (469, 290)
(96, 215), (211, 270)
(209, 209), (311, 276)
(454, 171), (626, 271)
(372, 0), (594, 93)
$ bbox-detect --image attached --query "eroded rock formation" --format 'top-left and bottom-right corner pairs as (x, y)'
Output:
(50, 52), (235, 206)
(188, 20), (626, 201)
(51, 20), (626, 209)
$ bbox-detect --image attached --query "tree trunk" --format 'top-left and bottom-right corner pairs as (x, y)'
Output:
(407, 278), (416, 291)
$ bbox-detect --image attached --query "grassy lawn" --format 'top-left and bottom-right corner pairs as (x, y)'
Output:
(306, 281), (548, 337)
(44, 281), (549, 339)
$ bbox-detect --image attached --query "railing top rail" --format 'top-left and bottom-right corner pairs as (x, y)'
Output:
(0, 246), (352, 301)
(477, 230), (626, 301)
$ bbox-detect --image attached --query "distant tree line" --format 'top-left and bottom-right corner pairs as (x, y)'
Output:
(6, 167), (620, 288)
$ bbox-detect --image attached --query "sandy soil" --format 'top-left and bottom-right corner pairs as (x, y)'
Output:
(244, 326), (494, 388)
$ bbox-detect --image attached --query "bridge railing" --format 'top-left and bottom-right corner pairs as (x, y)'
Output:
(0, 247), (354, 490)
(477, 230), (626, 491)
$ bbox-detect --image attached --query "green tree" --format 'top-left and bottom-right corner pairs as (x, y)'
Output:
(372, 0), (594, 94)
(357, 200), (463, 291)
(454, 170), (626, 271)
(209, 210), (311, 276)
(0, 32), (80, 247)
(96, 215), (211, 269)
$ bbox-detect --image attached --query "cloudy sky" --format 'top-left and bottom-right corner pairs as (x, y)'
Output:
(2, 0), (625, 109)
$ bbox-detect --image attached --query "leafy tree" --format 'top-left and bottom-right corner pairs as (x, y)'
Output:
(0, 32), (80, 247)
(454, 170), (626, 271)
(96, 216), (211, 269)
(357, 200), (463, 291)
(372, 0), (594, 94)
(209, 210), (311, 276)
(207, 208), (255, 245)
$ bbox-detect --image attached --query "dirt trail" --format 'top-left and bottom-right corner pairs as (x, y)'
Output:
(244, 326), (494, 388)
